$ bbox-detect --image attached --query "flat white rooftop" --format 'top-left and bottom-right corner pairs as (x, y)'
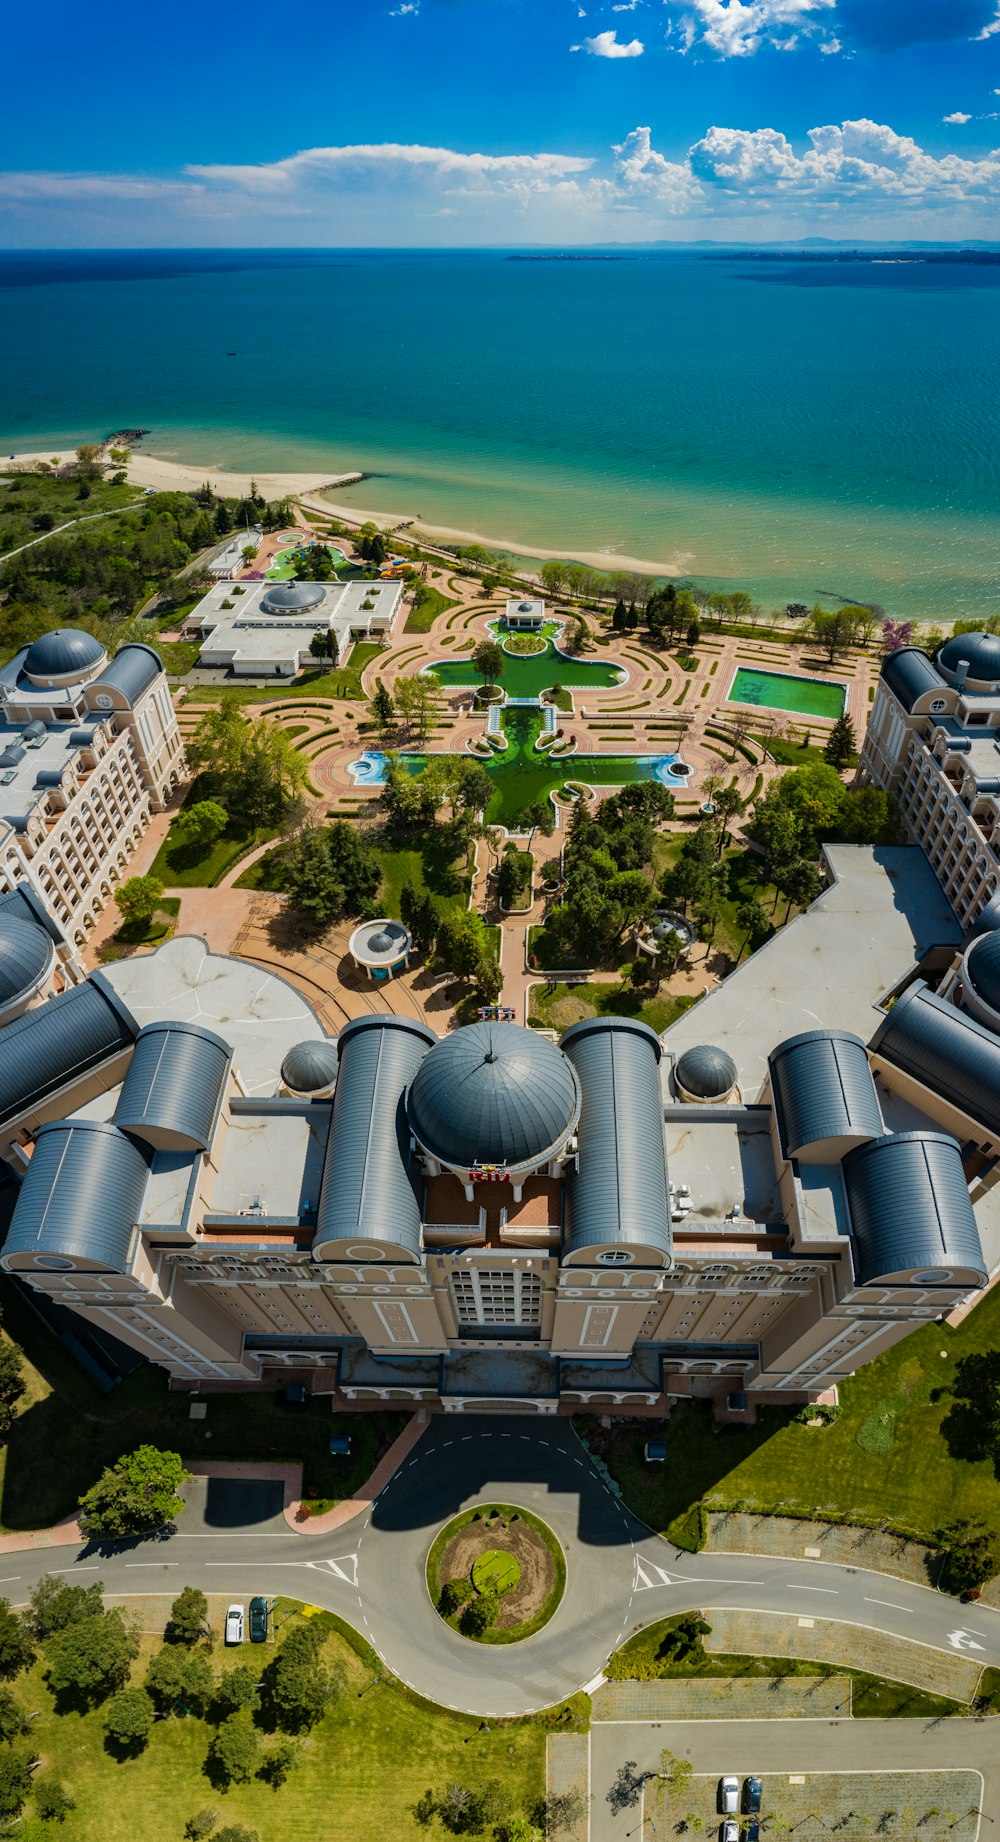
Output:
(189, 577), (402, 672)
(661, 846), (961, 1101)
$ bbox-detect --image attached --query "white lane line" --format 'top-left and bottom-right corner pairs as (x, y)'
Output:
(0, 1577), (21, 1584)
(49, 1565), (99, 1574)
(785, 1584), (839, 1594)
(126, 1562), (177, 1569)
(864, 1596), (912, 1614)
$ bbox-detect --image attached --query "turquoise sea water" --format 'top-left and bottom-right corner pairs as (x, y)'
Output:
(1, 250), (999, 618)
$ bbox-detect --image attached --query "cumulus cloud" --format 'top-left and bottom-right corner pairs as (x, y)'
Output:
(389, 3), (420, 13)
(665, 0), (1000, 54)
(580, 28), (645, 54)
(610, 126), (703, 209)
(688, 118), (1000, 201)
(944, 112), (973, 123)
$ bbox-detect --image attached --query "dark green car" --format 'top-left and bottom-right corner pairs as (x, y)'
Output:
(249, 1597), (269, 1643)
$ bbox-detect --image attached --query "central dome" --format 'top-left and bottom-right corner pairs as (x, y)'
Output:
(259, 581), (326, 614)
(407, 1021), (581, 1169)
(675, 1043), (738, 1101)
(23, 628), (105, 682)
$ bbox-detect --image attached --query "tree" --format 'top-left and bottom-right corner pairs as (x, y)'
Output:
(685, 617), (701, 648)
(612, 598), (628, 633)
(394, 670), (444, 743)
(776, 857), (822, 922)
(807, 605), (859, 664)
(0, 1740), (35, 1820)
(472, 639), (504, 689)
(735, 897), (770, 963)
(0, 1691), (28, 1744)
(265, 1623), (334, 1733)
(189, 701), (307, 825)
(399, 882), (440, 954)
(0, 1604), (33, 1680)
(185, 1809), (221, 1840)
(26, 1577), (104, 1641)
(214, 1827), (261, 1842)
(168, 1585), (209, 1647)
(259, 1738), (300, 1787)
(114, 874), (164, 927)
(145, 1644), (213, 1714)
(45, 1608), (139, 1704)
(103, 1685), (155, 1752)
(214, 1663), (262, 1720)
(461, 1592), (499, 1636)
(78, 1445), (189, 1538)
(713, 784), (744, 853)
(35, 1775), (76, 1823)
(283, 819), (381, 928)
(498, 849), (533, 909)
(371, 681), (395, 738)
(210, 1712), (260, 1786)
(880, 618), (914, 655)
(659, 1749), (694, 1793)
(497, 1821), (543, 1842)
(173, 800), (228, 856)
(824, 714), (858, 769)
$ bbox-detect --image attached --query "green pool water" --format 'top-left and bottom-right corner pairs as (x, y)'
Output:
(727, 667), (846, 719)
(403, 709), (685, 825)
(428, 640), (624, 700)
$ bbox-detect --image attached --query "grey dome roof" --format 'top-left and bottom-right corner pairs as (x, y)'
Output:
(675, 1043), (737, 1100)
(407, 1021), (581, 1169)
(964, 931), (1000, 1015)
(0, 915), (53, 1011)
(281, 1037), (339, 1094)
(24, 628), (105, 679)
(259, 581), (325, 613)
(367, 930), (395, 954)
(937, 631), (1000, 686)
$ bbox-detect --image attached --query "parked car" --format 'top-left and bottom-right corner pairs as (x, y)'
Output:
(719, 1777), (739, 1816)
(721, 1823), (739, 1842)
(744, 1823), (760, 1842)
(743, 1777), (762, 1815)
(249, 1597), (268, 1643)
(224, 1603), (245, 1645)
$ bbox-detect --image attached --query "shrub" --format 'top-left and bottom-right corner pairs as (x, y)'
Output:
(796, 1402), (842, 1426)
(34, 1777), (75, 1823)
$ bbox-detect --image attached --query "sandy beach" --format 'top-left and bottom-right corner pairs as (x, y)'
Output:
(7, 447), (686, 580)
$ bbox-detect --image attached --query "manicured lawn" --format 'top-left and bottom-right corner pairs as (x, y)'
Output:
(528, 979), (697, 1036)
(149, 780), (279, 888)
(405, 585), (458, 632)
(185, 644), (384, 704)
(376, 835), (472, 919)
(581, 1275), (1000, 1547)
(14, 1605), (546, 1842)
(0, 1277), (405, 1531)
(97, 897), (180, 964)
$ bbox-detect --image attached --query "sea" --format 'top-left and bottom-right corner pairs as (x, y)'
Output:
(2, 247), (999, 620)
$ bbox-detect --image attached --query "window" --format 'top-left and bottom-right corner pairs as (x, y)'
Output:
(450, 1268), (542, 1327)
(597, 1250), (633, 1266)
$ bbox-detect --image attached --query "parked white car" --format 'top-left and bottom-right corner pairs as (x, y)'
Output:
(719, 1778), (739, 1815)
(721, 1823), (739, 1842)
(225, 1603), (245, 1645)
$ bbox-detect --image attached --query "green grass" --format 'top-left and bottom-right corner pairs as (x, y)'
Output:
(528, 979), (697, 1036)
(96, 898), (180, 964)
(0, 471), (143, 554)
(472, 1549), (521, 1593)
(150, 806), (277, 889)
(405, 586), (458, 632)
(186, 644), (383, 704)
(606, 1615), (967, 1720)
(236, 829), (473, 915)
(0, 1277), (406, 1531)
(579, 1276), (1000, 1547)
(9, 1603), (546, 1842)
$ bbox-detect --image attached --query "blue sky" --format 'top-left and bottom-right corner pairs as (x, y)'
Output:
(2, 0), (999, 243)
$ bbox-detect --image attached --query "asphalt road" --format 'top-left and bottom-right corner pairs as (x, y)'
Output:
(3, 1417), (1000, 1719)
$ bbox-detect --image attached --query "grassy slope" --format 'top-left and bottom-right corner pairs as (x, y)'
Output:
(0, 1279), (404, 1531)
(18, 1612), (544, 1842)
(184, 644), (383, 704)
(404, 586), (458, 633)
(585, 1278), (1000, 1545)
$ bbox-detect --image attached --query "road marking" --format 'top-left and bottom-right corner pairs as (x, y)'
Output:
(49, 1566), (99, 1574)
(304, 1555), (359, 1586)
(864, 1596), (911, 1613)
(785, 1584), (839, 1594)
(948, 1628), (986, 1652)
(126, 1562), (177, 1569)
(0, 1577), (21, 1584)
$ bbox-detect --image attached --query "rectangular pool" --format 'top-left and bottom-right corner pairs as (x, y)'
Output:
(727, 667), (846, 719)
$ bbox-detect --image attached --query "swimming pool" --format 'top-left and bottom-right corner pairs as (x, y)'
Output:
(347, 717), (691, 822)
(727, 667), (846, 720)
(427, 640), (626, 699)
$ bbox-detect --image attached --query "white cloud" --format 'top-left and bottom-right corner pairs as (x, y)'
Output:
(944, 111), (973, 123)
(610, 125), (703, 209)
(581, 28), (645, 55)
(688, 118), (1000, 201)
(186, 142), (593, 195)
(0, 171), (198, 201)
(389, 2), (419, 13)
(667, 0), (835, 57)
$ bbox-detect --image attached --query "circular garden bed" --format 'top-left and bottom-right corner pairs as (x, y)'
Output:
(502, 633), (546, 656)
(427, 1502), (565, 1644)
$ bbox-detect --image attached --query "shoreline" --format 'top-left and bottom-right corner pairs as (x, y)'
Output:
(7, 447), (689, 580)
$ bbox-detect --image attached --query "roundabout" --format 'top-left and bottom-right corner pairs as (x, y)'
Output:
(427, 1501), (566, 1644)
